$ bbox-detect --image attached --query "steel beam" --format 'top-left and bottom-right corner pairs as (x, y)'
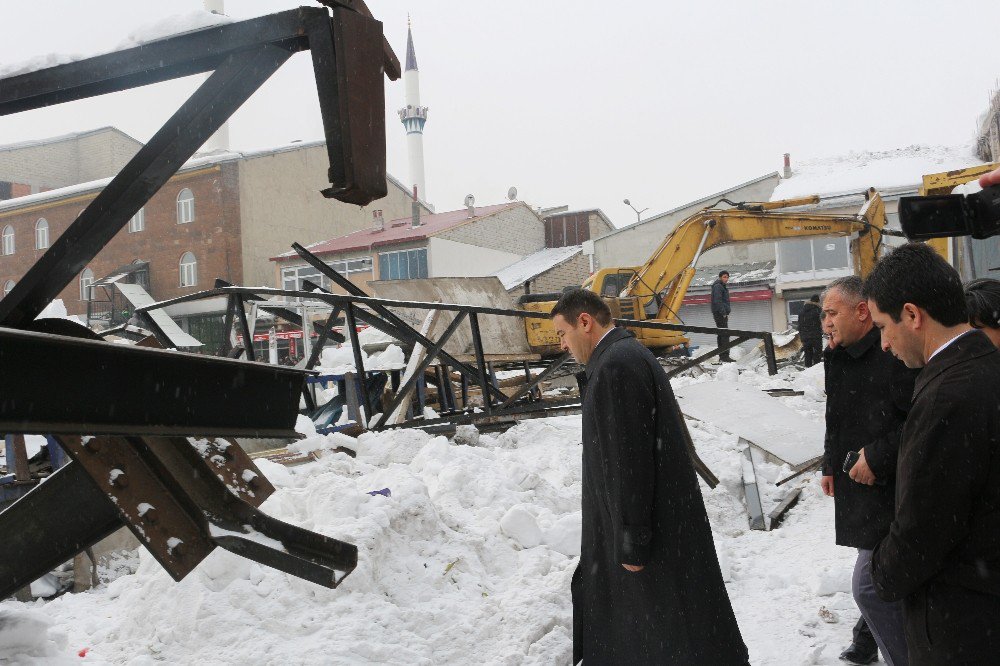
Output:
(0, 327), (306, 438)
(0, 44), (293, 328)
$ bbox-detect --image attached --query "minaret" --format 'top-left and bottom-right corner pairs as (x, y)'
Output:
(397, 18), (428, 201)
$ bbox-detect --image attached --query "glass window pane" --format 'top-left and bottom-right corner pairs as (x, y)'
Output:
(812, 237), (849, 271)
(417, 249), (428, 278)
(778, 239), (813, 273)
(389, 252), (399, 279)
(379, 254), (388, 279)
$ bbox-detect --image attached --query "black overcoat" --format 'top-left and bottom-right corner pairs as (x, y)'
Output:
(870, 331), (1000, 666)
(571, 327), (748, 665)
(822, 327), (917, 548)
(710, 279), (731, 317)
(798, 301), (824, 345)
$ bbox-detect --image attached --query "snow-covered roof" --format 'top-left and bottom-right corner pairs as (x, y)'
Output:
(0, 11), (235, 79)
(0, 139), (415, 214)
(771, 144), (984, 201)
(0, 127), (140, 153)
(492, 245), (582, 290)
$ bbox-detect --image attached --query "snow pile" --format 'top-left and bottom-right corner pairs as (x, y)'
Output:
(0, 609), (71, 664)
(316, 343), (407, 374)
(492, 246), (582, 291)
(2, 361), (864, 664)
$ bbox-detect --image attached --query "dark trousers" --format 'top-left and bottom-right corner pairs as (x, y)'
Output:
(802, 339), (823, 367)
(854, 548), (908, 666)
(713, 312), (731, 360)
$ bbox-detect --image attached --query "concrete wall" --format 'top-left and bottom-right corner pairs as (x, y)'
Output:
(237, 143), (431, 288)
(427, 237), (522, 278)
(0, 128), (141, 192)
(594, 173), (780, 269)
(436, 203), (544, 255)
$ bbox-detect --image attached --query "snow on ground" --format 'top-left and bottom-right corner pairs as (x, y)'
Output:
(1, 360), (865, 665)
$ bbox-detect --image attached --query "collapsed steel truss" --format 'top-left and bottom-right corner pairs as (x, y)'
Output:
(135, 243), (781, 437)
(0, 3), (398, 600)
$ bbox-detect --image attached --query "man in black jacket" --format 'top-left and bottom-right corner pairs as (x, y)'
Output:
(552, 289), (748, 665)
(798, 294), (824, 367)
(864, 243), (1000, 666)
(820, 276), (916, 666)
(711, 270), (733, 361)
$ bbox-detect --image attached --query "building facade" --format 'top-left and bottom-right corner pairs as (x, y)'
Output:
(0, 130), (430, 345)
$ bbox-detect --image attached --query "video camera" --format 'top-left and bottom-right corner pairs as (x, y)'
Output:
(899, 184), (1000, 240)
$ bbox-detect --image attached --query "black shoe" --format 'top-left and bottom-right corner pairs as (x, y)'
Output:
(839, 642), (879, 665)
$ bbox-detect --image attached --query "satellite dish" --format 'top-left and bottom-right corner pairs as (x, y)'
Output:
(464, 194), (476, 207)
(507, 187), (518, 201)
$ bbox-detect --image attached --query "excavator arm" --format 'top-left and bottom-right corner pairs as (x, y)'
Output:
(624, 189), (891, 322)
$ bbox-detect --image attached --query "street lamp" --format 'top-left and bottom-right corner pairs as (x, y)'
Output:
(623, 198), (648, 223)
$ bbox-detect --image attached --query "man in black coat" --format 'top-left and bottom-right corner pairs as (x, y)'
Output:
(819, 276), (917, 666)
(551, 289), (748, 665)
(864, 243), (1000, 665)
(798, 294), (824, 367)
(711, 270), (733, 361)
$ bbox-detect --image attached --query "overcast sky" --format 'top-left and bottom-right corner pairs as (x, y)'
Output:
(1, 1), (998, 228)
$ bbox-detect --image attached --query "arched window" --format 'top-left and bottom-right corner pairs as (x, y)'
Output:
(176, 188), (195, 224)
(1, 225), (14, 255)
(179, 252), (197, 287)
(128, 207), (145, 233)
(35, 218), (49, 249)
(80, 268), (94, 301)
(3, 280), (14, 297)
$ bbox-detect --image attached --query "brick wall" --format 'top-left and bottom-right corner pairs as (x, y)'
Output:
(0, 165), (242, 319)
(506, 252), (589, 296)
(436, 203), (544, 255)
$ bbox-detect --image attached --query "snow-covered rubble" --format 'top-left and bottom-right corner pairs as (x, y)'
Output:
(1, 360), (864, 665)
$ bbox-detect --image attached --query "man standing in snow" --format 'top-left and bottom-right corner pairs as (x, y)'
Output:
(551, 289), (748, 665)
(863, 243), (1000, 665)
(819, 275), (916, 666)
(711, 270), (733, 361)
(798, 294), (824, 367)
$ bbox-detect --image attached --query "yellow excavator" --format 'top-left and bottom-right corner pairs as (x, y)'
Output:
(519, 188), (893, 355)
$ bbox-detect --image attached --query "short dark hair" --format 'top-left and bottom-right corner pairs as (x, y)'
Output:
(809, 294), (820, 303)
(861, 242), (968, 326)
(966, 278), (1000, 329)
(550, 288), (612, 326)
(719, 270), (730, 278)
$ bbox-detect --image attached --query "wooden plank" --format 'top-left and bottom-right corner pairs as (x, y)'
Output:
(385, 309), (441, 425)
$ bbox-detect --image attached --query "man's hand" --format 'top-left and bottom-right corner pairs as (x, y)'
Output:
(821, 475), (834, 497)
(979, 166), (1000, 188)
(849, 448), (876, 485)
(622, 564), (644, 572)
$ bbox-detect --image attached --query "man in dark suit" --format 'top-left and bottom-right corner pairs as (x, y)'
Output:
(863, 243), (1000, 665)
(551, 289), (748, 665)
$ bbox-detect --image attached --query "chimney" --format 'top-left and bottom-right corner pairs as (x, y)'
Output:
(373, 209), (384, 231)
(783, 153), (792, 179)
(411, 185), (421, 227)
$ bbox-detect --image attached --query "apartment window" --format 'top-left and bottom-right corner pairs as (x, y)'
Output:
(80, 268), (94, 301)
(179, 252), (198, 287)
(378, 248), (428, 280)
(176, 188), (195, 224)
(1, 225), (13, 255)
(3, 280), (14, 297)
(34, 218), (49, 249)
(129, 208), (145, 233)
(281, 258), (375, 293)
(777, 237), (851, 282)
